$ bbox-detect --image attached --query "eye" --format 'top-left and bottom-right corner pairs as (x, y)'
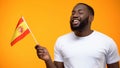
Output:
(78, 11), (84, 14)
(78, 9), (84, 14)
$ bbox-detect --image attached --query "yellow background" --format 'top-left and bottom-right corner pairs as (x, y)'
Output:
(0, 0), (120, 68)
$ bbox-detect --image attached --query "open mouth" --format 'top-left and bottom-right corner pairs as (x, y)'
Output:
(72, 19), (80, 27)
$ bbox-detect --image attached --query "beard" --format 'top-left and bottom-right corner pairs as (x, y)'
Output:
(70, 17), (89, 32)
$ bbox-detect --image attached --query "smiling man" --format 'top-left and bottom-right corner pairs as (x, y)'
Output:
(35, 3), (120, 68)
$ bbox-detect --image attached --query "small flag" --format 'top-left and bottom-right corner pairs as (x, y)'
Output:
(11, 17), (30, 46)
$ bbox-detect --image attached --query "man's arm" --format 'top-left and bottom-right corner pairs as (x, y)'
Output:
(44, 58), (56, 68)
(35, 45), (64, 68)
(44, 60), (64, 68)
(54, 61), (64, 68)
(107, 62), (119, 68)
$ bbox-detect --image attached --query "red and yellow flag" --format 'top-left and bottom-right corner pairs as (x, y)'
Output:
(11, 17), (30, 46)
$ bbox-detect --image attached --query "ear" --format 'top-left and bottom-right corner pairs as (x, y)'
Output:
(89, 15), (94, 23)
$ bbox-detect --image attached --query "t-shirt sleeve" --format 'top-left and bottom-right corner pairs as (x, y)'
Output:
(106, 39), (120, 64)
(54, 38), (64, 62)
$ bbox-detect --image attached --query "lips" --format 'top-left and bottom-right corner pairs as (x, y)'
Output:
(72, 19), (80, 27)
(73, 20), (80, 24)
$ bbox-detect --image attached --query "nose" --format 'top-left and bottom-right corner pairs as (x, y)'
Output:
(73, 12), (79, 18)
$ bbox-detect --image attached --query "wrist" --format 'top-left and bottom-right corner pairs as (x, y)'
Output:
(44, 58), (52, 63)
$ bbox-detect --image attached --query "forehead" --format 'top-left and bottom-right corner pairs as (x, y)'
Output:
(72, 4), (88, 11)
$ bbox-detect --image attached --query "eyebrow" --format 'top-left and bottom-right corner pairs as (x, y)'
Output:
(72, 9), (84, 12)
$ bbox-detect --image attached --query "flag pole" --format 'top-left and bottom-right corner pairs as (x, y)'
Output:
(22, 16), (39, 45)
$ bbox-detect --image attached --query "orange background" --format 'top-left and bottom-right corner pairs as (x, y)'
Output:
(0, 0), (120, 68)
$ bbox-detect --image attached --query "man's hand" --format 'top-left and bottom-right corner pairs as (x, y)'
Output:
(35, 45), (64, 68)
(35, 45), (51, 62)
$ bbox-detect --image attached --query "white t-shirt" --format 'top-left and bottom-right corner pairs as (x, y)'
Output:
(54, 31), (120, 68)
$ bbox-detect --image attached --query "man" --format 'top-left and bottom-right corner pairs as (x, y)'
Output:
(35, 3), (120, 68)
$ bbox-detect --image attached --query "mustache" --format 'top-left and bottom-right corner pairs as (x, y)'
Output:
(70, 17), (89, 31)
(71, 18), (80, 20)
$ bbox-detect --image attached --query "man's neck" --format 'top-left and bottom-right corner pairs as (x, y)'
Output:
(74, 29), (93, 37)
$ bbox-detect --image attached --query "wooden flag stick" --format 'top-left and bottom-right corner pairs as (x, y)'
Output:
(22, 16), (39, 44)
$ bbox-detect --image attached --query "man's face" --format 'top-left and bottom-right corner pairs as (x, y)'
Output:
(70, 4), (90, 32)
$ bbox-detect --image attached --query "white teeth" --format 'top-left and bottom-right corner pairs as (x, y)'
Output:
(73, 20), (80, 24)
(74, 20), (79, 22)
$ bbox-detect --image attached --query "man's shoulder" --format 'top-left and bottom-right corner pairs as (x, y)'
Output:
(94, 30), (114, 42)
(94, 31), (111, 38)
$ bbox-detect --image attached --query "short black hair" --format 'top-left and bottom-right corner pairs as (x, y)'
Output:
(76, 3), (94, 16)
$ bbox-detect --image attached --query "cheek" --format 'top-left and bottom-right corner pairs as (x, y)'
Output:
(79, 14), (84, 18)
(81, 13), (89, 18)
(70, 16), (73, 22)
(70, 15), (73, 19)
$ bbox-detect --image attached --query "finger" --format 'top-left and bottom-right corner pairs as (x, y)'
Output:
(35, 45), (40, 49)
(37, 53), (44, 58)
(37, 53), (43, 55)
(37, 49), (44, 53)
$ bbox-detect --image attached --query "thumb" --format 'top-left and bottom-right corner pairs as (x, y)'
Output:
(35, 44), (41, 49)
